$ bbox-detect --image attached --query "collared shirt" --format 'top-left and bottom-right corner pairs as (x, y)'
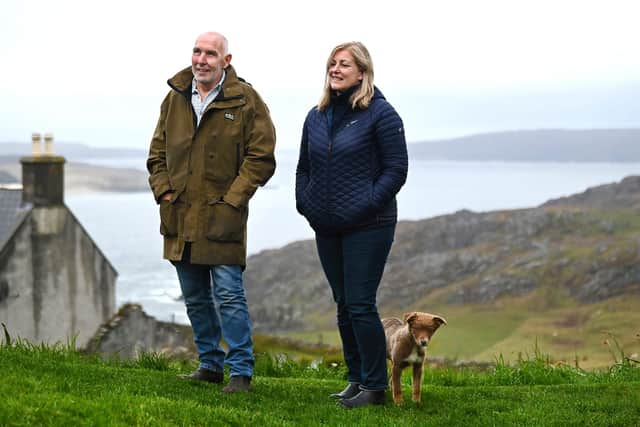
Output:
(191, 70), (226, 126)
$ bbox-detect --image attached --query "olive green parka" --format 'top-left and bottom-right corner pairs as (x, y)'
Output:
(147, 65), (276, 266)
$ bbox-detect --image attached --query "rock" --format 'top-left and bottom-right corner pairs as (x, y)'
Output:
(243, 175), (640, 333)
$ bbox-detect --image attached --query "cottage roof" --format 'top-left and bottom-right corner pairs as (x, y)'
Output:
(0, 188), (31, 251)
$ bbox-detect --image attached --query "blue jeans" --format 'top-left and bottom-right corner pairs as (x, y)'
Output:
(173, 251), (254, 377)
(315, 224), (395, 391)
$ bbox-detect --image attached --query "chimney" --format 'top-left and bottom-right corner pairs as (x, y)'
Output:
(32, 132), (42, 155)
(20, 133), (65, 206)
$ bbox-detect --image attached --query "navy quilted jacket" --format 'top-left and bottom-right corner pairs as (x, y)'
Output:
(295, 87), (408, 234)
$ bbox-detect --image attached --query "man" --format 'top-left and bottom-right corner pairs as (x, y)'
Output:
(147, 32), (276, 393)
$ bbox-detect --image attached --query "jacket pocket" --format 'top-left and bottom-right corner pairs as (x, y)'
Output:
(299, 184), (321, 224)
(205, 200), (245, 242)
(295, 183), (310, 216)
(204, 119), (243, 182)
(159, 199), (178, 237)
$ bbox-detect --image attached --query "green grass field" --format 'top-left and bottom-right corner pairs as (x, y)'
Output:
(1, 334), (639, 426)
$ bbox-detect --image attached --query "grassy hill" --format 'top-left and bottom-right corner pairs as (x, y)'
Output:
(1, 337), (639, 426)
(285, 296), (640, 370)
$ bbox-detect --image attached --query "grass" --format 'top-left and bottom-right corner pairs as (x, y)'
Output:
(1, 331), (639, 426)
(279, 295), (640, 369)
(469, 298), (640, 369)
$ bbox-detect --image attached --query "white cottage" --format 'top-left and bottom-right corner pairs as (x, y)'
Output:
(0, 134), (116, 347)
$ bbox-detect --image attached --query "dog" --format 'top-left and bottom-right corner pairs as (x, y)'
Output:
(382, 311), (447, 404)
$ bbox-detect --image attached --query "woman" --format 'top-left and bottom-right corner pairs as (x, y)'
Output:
(295, 41), (408, 408)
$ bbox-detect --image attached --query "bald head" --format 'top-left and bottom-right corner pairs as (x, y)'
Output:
(195, 32), (229, 56)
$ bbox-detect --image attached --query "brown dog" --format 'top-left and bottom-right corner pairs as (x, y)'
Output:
(382, 312), (447, 404)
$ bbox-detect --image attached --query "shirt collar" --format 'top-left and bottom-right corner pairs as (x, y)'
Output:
(192, 69), (226, 95)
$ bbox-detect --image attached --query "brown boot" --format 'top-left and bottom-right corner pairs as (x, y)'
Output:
(222, 375), (252, 393)
(177, 367), (223, 384)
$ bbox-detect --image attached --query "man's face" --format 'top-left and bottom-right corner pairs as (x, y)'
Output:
(191, 34), (231, 89)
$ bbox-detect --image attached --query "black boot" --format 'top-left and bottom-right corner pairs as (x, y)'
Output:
(330, 383), (361, 399)
(339, 390), (386, 409)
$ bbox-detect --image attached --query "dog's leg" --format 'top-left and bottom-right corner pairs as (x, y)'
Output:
(412, 362), (423, 402)
(391, 362), (404, 404)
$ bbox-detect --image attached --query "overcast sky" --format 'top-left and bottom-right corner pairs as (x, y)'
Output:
(1, 0), (639, 151)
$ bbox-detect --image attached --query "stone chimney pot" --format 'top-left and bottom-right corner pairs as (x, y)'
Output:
(31, 133), (42, 156)
(44, 133), (54, 155)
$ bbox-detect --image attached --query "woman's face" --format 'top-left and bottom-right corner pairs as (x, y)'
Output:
(328, 50), (363, 93)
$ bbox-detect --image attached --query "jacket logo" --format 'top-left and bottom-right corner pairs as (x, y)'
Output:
(345, 119), (359, 128)
(224, 112), (235, 121)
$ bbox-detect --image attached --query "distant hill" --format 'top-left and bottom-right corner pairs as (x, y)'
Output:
(243, 176), (640, 367)
(0, 141), (146, 160)
(409, 129), (640, 162)
(4, 129), (639, 163)
(0, 141), (147, 192)
(0, 156), (148, 193)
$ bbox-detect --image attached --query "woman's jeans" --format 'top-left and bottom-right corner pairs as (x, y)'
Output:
(173, 246), (254, 378)
(315, 224), (395, 391)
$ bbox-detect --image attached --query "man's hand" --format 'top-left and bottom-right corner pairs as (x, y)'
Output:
(161, 192), (173, 201)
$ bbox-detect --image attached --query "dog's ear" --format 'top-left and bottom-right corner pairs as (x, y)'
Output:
(403, 312), (417, 323)
(433, 316), (447, 327)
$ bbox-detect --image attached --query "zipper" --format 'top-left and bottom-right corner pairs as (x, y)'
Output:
(327, 129), (334, 224)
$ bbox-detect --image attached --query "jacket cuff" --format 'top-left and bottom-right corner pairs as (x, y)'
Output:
(149, 176), (172, 203)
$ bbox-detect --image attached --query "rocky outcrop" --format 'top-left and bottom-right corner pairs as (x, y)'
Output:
(447, 273), (537, 304)
(244, 241), (332, 331)
(543, 175), (640, 210)
(244, 176), (640, 333)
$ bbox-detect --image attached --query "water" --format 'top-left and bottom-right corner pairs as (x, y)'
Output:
(65, 155), (640, 323)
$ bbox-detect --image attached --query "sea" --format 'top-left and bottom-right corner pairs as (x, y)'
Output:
(65, 151), (640, 324)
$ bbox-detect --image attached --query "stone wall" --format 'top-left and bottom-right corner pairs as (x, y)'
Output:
(86, 303), (195, 359)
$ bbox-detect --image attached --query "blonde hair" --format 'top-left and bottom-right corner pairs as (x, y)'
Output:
(318, 41), (374, 111)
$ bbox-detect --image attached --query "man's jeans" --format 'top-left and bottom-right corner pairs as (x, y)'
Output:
(315, 224), (395, 391)
(174, 259), (254, 377)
